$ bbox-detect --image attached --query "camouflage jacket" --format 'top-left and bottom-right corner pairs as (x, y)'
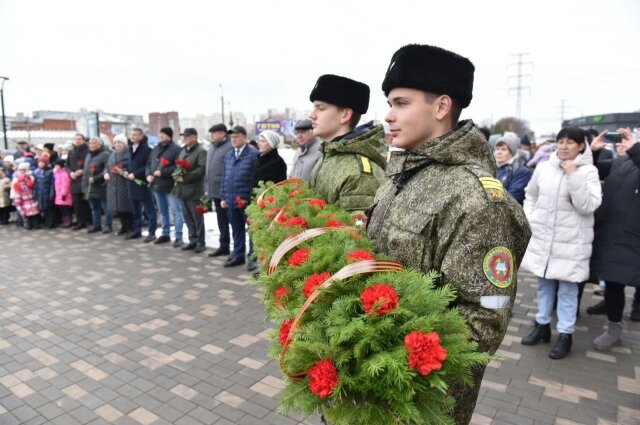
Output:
(367, 120), (531, 425)
(309, 122), (388, 211)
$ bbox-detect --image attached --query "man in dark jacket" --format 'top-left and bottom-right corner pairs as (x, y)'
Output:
(175, 128), (207, 253)
(146, 127), (184, 247)
(220, 126), (259, 267)
(126, 128), (157, 241)
(204, 123), (233, 257)
(67, 133), (92, 230)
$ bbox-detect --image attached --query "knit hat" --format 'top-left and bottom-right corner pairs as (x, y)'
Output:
(3, 155), (13, 164)
(37, 156), (50, 167)
(43, 143), (55, 151)
(259, 130), (280, 150)
(159, 127), (173, 139)
(309, 74), (370, 114)
(18, 162), (30, 171)
(495, 134), (521, 155)
(112, 133), (128, 145)
(382, 44), (475, 108)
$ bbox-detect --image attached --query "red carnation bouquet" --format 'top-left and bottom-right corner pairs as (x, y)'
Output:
(195, 195), (212, 215)
(235, 195), (246, 209)
(246, 180), (490, 425)
(171, 158), (192, 194)
(111, 164), (146, 186)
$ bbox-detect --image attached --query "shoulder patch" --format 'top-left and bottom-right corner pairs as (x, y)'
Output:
(483, 246), (514, 288)
(479, 177), (506, 200)
(357, 155), (372, 174)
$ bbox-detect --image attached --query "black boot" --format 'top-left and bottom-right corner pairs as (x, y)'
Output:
(587, 300), (606, 315)
(549, 333), (572, 359)
(521, 322), (551, 345)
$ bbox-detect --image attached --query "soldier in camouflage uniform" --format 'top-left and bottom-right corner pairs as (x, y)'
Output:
(307, 74), (387, 211)
(366, 44), (531, 425)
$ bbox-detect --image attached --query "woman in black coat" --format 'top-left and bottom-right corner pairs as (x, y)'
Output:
(253, 130), (287, 187)
(105, 136), (133, 235)
(246, 130), (287, 272)
(589, 128), (640, 351)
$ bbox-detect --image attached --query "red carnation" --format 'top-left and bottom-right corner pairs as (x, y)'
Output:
(236, 196), (245, 209)
(276, 212), (289, 224)
(77, 160), (84, 168)
(195, 205), (208, 215)
(308, 358), (338, 399)
(159, 157), (170, 168)
(259, 195), (275, 209)
(361, 284), (399, 315)
(308, 198), (326, 209)
(283, 217), (308, 228)
(274, 285), (288, 305)
(279, 319), (295, 345)
(288, 249), (310, 267)
(405, 331), (448, 377)
(173, 159), (186, 170)
(265, 208), (280, 220)
(288, 188), (304, 198)
(326, 220), (346, 228)
(347, 250), (374, 261)
(302, 272), (330, 298)
(90, 165), (97, 173)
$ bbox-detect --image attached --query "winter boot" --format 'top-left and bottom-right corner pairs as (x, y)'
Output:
(521, 322), (551, 345)
(592, 321), (623, 351)
(549, 333), (572, 359)
(587, 300), (606, 315)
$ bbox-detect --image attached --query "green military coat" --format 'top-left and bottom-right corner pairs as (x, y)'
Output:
(367, 120), (531, 425)
(309, 123), (388, 211)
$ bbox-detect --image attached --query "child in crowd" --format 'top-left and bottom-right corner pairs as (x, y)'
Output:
(53, 159), (73, 227)
(12, 162), (40, 229)
(34, 156), (56, 228)
(0, 169), (11, 224)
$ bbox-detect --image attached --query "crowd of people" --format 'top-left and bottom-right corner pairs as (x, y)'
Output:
(0, 120), (320, 272)
(1, 42), (639, 425)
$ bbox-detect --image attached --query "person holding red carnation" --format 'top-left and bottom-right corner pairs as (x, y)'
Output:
(219, 126), (259, 267)
(174, 128), (207, 254)
(146, 127), (184, 246)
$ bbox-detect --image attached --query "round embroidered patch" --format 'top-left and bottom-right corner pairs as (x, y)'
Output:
(483, 246), (514, 288)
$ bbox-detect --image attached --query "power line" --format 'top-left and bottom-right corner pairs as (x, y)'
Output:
(558, 98), (568, 124)
(508, 53), (533, 120)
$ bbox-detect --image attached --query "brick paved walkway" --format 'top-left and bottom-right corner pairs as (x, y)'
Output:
(0, 225), (637, 425)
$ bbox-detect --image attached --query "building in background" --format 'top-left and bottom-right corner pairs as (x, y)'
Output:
(148, 111), (180, 138)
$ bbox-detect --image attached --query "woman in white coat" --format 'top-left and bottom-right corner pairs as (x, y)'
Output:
(520, 127), (602, 359)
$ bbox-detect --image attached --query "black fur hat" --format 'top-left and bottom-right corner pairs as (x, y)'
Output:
(309, 74), (370, 114)
(382, 44), (475, 108)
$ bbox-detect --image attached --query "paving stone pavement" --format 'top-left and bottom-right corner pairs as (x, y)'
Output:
(0, 225), (638, 425)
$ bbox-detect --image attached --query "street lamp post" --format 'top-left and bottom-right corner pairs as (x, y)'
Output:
(219, 84), (225, 126)
(227, 101), (233, 127)
(0, 76), (9, 150)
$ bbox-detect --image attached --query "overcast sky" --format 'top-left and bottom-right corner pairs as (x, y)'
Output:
(1, 0), (639, 134)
